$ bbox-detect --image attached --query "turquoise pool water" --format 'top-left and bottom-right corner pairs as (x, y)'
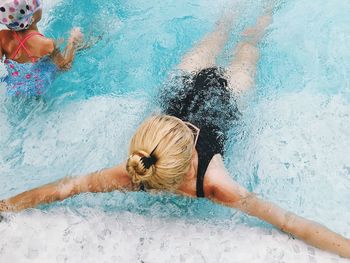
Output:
(1, 0), (350, 262)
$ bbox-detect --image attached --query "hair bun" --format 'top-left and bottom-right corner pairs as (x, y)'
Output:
(140, 155), (157, 169)
(126, 151), (156, 184)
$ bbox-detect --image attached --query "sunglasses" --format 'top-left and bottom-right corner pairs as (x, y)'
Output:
(184, 121), (200, 148)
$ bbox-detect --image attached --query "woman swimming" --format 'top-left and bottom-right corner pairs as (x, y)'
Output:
(1, 5), (349, 259)
(0, 0), (84, 96)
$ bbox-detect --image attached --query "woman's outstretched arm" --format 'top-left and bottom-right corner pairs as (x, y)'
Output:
(0, 163), (132, 212)
(206, 156), (350, 258)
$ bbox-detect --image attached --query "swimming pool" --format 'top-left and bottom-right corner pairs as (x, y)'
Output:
(1, 0), (350, 262)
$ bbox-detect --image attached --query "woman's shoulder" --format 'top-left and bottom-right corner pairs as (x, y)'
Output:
(203, 154), (227, 197)
(203, 154), (246, 203)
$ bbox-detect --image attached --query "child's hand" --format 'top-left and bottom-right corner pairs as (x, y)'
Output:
(0, 200), (9, 212)
(69, 27), (84, 46)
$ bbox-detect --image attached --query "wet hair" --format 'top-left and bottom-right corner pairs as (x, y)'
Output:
(126, 115), (194, 191)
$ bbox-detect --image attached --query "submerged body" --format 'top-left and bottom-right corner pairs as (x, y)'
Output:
(160, 67), (239, 197)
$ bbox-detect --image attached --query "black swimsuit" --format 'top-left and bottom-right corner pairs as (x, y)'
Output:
(160, 67), (240, 197)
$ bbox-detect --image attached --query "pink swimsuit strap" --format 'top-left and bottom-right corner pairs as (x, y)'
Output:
(11, 31), (45, 63)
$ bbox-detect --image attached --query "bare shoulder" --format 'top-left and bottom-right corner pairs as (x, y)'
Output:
(0, 29), (10, 45)
(36, 36), (55, 56)
(204, 154), (248, 203)
(0, 30), (10, 55)
(0, 29), (9, 36)
(203, 154), (231, 197)
(0, 29), (14, 41)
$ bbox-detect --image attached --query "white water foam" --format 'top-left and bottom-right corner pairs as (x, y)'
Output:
(230, 90), (350, 221)
(1, 92), (350, 262)
(0, 209), (348, 263)
(0, 95), (148, 198)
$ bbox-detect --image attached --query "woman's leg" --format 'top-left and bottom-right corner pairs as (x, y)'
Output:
(177, 13), (237, 73)
(226, 12), (273, 94)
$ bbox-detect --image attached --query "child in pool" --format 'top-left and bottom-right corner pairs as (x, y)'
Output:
(0, 0), (84, 96)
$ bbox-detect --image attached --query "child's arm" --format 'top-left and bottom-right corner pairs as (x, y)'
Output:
(0, 31), (4, 59)
(51, 28), (84, 70)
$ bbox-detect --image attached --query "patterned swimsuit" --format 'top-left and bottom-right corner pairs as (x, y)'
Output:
(1, 31), (57, 96)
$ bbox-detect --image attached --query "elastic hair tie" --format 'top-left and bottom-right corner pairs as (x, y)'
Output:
(140, 145), (158, 169)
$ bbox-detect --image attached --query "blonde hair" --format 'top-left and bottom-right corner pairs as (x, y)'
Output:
(126, 115), (194, 191)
